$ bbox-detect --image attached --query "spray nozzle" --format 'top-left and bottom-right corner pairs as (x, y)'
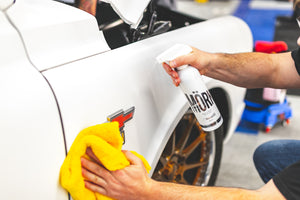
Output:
(156, 44), (193, 65)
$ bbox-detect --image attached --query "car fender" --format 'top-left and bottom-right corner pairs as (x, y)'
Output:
(43, 16), (252, 173)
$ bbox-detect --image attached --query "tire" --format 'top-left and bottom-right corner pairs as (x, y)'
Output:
(152, 109), (224, 186)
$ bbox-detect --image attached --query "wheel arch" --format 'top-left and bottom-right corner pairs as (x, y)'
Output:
(210, 87), (231, 140)
(147, 86), (234, 173)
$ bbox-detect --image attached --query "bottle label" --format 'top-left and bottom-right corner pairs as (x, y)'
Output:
(183, 89), (223, 131)
(185, 90), (214, 113)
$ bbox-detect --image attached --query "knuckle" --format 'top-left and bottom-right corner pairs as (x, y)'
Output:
(82, 168), (88, 177)
(93, 176), (101, 184)
(112, 169), (124, 177)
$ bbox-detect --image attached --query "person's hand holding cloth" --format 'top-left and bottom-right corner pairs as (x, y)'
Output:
(59, 122), (151, 200)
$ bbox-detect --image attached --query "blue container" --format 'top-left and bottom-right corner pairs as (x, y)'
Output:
(241, 98), (292, 132)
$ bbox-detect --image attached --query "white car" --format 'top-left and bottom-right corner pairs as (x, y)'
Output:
(0, 0), (252, 199)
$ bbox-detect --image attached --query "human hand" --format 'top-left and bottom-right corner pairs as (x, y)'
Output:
(162, 47), (213, 86)
(81, 148), (154, 200)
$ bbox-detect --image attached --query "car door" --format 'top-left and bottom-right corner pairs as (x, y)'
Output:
(0, 6), (68, 200)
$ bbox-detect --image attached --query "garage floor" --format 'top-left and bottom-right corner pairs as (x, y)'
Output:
(175, 0), (300, 190)
(216, 95), (300, 189)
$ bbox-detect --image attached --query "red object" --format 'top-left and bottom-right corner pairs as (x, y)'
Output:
(265, 126), (271, 133)
(255, 41), (288, 53)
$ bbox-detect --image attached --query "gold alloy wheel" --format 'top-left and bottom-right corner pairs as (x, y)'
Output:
(152, 110), (222, 186)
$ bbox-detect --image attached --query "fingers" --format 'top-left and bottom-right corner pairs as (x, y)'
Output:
(161, 47), (198, 86)
(84, 180), (107, 195)
(122, 150), (143, 166)
(162, 62), (180, 86)
(122, 150), (149, 176)
(81, 157), (123, 198)
(86, 147), (102, 166)
(162, 62), (178, 78)
(168, 46), (201, 70)
(82, 166), (107, 187)
(81, 157), (110, 179)
(81, 157), (110, 195)
(170, 53), (195, 69)
(81, 150), (150, 199)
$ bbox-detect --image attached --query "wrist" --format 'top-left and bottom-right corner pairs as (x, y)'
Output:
(201, 52), (220, 77)
(142, 179), (160, 200)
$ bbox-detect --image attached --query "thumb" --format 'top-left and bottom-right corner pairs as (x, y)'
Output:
(122, 150), (143, 166)
(170, 52), (195, 69)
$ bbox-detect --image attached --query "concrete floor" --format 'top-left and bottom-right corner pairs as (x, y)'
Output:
(175, 0), (300, 190)
(216, 95), (300, 189)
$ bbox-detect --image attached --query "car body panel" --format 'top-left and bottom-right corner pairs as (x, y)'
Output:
(0, 0), (14, 10)
(1, 0), (252, 198)
(43, 16), (252, 171)
(6, 0), (110, 71)
(0, 10), (67, 200)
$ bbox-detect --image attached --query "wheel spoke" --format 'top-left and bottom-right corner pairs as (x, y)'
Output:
(178, 116), (196, 153)
(152, 109), (221, 187)
(159, 156), (168, 167)
(192, 168), (202, 185)
(183, 133), (206, 157)
(183, 161), (207, 171)
(178, 177), (189, 185)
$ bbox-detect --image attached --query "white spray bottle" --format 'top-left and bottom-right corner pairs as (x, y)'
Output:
(156, 44), (223, 132)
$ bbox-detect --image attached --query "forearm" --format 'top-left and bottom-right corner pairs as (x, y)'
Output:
(148, 181), (262, 200)
(81, 151), (285, 200)
(207, 51), (297, 89)
(207, 52), (274, 88)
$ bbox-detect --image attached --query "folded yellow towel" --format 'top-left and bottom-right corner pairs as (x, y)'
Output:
(60, 122), (151, 200)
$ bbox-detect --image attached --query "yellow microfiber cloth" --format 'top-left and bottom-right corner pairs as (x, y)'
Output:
(60, 122), (151, 200)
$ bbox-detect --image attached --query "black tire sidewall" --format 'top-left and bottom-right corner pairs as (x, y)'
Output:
(207, 125), (224, 186)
